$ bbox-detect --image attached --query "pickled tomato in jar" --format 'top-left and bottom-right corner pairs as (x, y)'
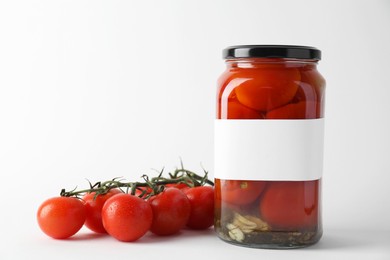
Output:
(214, 45), (326, 248)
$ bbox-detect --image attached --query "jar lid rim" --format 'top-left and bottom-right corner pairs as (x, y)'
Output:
(223, 45), (321, 60)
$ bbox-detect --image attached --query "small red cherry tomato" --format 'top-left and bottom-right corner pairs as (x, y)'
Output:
(148, 188), (191, 236)
(223, 99), (264, 119)
(299, 67), (326, 118)
(234, 67), (300, 111)
(165, 182), (191, 191)
(266, 101), (317, 119)
(259, 181), (319, 230)
(184, 186), (214, 230)
(102, 193), (153, 242)
(216, 179), (266, 205)
(37, 197), (86, 239)
(83, 189), (121, 233)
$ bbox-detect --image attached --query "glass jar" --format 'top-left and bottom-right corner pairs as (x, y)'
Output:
(214, 45), (326, 249)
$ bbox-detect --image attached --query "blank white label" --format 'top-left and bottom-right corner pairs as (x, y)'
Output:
(214, 119), (324, 181)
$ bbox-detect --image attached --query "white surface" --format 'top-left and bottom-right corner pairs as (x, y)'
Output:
(1, 0), (390, 259)
(215, 119), (324, 180)
(3, 227), (390, 260)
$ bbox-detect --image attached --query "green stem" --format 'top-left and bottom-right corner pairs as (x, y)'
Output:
(60, 167), (213, 199)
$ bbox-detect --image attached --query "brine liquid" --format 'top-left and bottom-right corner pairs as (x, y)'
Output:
(214, 179), (322, 248)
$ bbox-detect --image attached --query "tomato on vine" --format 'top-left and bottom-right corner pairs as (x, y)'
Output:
(102, 193), (153, 242)
(185, 186), (214, 230)
(165, 182), (190, 191)
(37, 197), (86, 239)
(37, 163), (214, 241)
(83, 189), (121, 233)
(148, 187), (191, 236)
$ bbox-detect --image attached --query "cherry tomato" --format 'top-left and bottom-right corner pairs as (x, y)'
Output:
(37, 197), (86, 239)
(223, 99), (264, 119)
(266, 101), (317, 119)
(259, 181), (319, 230)
(165, 182), (191, 191)
(185, 186), (214, 230)
(299, 67), (326, 118)
(234, 67), (300, 111)
(83, 189), (121, 233)
(291, 81), (317, 104)
(102, 193), (153, 242)
(216, 179), (266, 205)
(300, 65), (325, 100)
(148, 188), (191, 236)
(216, 69), (242, 118)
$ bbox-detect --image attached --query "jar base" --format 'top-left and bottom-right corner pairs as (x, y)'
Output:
(216, 229), (322, 249)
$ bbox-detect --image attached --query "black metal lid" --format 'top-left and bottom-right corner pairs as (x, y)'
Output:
(223, 45), (321, 61)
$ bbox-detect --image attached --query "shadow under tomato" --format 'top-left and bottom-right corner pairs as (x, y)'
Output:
(66, 232), (108, 241)
(136, 228), (215, 244)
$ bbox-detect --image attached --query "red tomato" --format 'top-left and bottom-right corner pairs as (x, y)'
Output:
(217, 70), (238, 119)
(148, 188), (191, 236)
(300, 65), (325, 100)
(83, 189), (121, 233)
(102, 193), (153, 242)
(216, 179), (266, 205)
(259, 181), (319, 230)
(266, 101), (317, 119)
(37, 197), (86, 239)
(184, 186), (214, 230)
(299, 67), (326, 118)
(292, 84), (316, 104)
(234, 67), (300, 111)
(223, 99), (265, 119)
(165, 182), (191, 191)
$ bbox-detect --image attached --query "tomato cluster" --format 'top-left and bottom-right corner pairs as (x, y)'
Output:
(37, 183), (214, 241)
(217, 61), (325, 119)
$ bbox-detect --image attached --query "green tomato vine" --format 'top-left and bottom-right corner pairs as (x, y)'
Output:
(60, 163), (213, 200)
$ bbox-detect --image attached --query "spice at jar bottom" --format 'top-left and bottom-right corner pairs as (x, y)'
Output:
(214, 45), (326, 249)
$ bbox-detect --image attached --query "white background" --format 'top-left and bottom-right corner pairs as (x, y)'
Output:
(1, 0), (389, 259)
